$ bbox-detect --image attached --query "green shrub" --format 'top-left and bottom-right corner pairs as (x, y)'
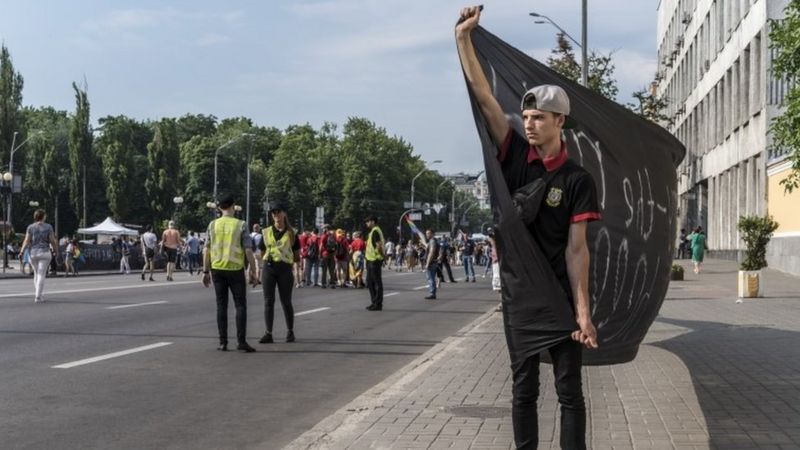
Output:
(737, 215), (779, 271)
(670, 264), (684, 274)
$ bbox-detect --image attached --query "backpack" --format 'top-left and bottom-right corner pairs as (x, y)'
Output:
(325, 234), (338, 254)
(335, 239), (348, 259)
(306, 238), (319, 259)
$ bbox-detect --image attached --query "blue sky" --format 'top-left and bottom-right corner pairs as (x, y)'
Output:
(1, 0), (659, 173)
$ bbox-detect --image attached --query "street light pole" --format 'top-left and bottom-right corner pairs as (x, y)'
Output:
(530, 6), (588, 87)
(6, 130), (42, 227)
(410, 160), (442, 209)
(243, 133), (254, 227)
(581, 0), (588, 88)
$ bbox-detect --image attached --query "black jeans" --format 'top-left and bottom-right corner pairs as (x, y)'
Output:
(512, 338), (586, 450)
(366, 260), (383, 307)
(320, 257), (336, 287)
(262, 262), (294, 333)
(211, 269), (248, 345)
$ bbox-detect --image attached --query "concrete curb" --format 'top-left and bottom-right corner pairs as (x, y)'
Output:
(282, 305), (501, 450)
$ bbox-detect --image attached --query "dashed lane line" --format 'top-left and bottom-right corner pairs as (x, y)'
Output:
(106, 301), (169, 310)
(52, 342), (173, 369)
(295, 307), (330, 316)
(0, 281), (197, 299)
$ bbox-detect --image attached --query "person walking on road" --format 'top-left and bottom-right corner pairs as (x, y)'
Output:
(18, 209), (58, 303)
(364, 215), (385, 310)
(141, 226), (158, 281)
(461, 233), (477, 282)
(64, 239), (76, 277)
(258, 203), (300, 344)
(689, 226), (707, 274)
(424, 229), (440, 300)
(438, 236), (457, 283)
(161, 221), (183, 281)
(202, 196), (258, 353)
(250, 224), (264, 282)
(119, 236), (131, 274)
(185, 231), (201, 275)
(456, 6), (601, 449)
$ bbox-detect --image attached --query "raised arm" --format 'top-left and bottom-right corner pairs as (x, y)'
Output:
(455, 6), (510, 145)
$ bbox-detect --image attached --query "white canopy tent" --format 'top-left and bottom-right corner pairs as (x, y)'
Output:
(77, 217), (139, 236)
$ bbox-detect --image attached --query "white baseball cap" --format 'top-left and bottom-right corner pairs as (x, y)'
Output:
(520, 84), (576, 128)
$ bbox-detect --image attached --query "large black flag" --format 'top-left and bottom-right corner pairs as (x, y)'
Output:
(465, 27), (685, 365)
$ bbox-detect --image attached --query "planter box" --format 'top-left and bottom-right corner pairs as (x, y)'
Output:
(670, 270), (684, 281)
(738, 270), (762, 298)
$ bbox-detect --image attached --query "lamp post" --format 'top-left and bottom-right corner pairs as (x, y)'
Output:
(1, 172), (12, 272)
(530, 3), (588, 87)
(410, 160), (442, 210)
(6, 130), (42, 228)
(435, 179), (452, 231)
(172, 196), (183, 222)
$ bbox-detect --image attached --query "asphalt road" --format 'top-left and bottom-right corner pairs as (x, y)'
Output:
(0, 267), (497, 449)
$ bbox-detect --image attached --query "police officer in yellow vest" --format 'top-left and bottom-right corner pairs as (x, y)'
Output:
(364, 215), (385, 311)
(258, 203), (300, 344)
(202, 196), (258, 353)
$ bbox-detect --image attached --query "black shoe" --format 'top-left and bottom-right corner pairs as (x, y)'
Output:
(259, 333), (274, 344)
(471, 278), (476, 282)
(321, 285), (327, 289)
(366, 304), (382, 311)
(330, 285), (336, 289)
(237, 343), (256, 353)
(286, 331), (295, 343)
(450, 280), (457, 283)
(217, 343), (228, 351)
(149, 277), (155, 281)
(141, 273), (145, 281)
(424, 295), (436, 300)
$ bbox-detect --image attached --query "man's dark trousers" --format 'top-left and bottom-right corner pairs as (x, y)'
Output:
(211, 269), (248, 346)
(320, 256), (336, 287)
(366, 260), (383, 307)
(511, 338), (586, 450)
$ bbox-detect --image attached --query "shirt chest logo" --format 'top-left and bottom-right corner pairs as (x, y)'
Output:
(545, 187), (563, 207)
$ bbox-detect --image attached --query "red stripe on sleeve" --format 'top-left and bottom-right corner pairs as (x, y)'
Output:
(570, 212), (602, 223)
(497, 128), (513, 162)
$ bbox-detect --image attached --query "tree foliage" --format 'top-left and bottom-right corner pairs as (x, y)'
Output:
(68, 81), (93, 227)
(546, 33), (619, 100)
(769, 1), (800, 192)
(0, 44), (24, 167)
(627, 84), (674, 127)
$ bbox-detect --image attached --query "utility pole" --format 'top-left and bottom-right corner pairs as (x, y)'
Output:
(581, 0), (588, 87)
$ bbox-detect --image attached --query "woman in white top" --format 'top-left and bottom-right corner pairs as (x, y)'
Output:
(18, 209), (58, 303)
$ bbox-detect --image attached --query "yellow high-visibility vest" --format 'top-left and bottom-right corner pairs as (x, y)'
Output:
(208, 216), (246, 271)
(264, 226), (295, 264)
(365, 226), (384, 262)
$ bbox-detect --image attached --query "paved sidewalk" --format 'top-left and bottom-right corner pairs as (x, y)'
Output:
(286, 259), (800, 450)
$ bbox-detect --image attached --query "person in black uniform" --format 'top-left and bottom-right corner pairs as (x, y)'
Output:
(258, 203), (301, 344)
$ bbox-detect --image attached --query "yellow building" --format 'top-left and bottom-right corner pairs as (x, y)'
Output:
(767, 160), (800, 274)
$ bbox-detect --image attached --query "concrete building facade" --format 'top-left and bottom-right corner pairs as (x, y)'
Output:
(656, 0), (799, 275)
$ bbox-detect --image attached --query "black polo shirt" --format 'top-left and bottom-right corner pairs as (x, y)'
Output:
(498, 128), (601, 301)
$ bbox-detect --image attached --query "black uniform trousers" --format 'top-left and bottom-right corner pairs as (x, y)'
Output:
(366, 259), (383, 307)
(261, 261), (295, 333)
(211, 269), (248, 345)
(511, 338), (586, 450)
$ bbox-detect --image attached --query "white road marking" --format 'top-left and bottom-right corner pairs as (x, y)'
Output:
(251, 289), (263, 293)
(413, 285), (429, 290)
(106, 301), (168, 310)
(384, 292), (399, 297)
(294, 307), (330, 316)
(52, 342), (173, 369)
(0, 281), (196, 299)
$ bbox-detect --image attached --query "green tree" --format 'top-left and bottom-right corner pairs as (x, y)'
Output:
(627, 84), (674, 127)
(146, 118), (180, 224)
(94, 115), (153, 221)
(546, 33), (619, 100)
(0, 44), (24, 167)
(267, 124), (317, 227)
(21, 107), (72, 232)
(769, 1), (800, 192)
(68, 81), (93, 227)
